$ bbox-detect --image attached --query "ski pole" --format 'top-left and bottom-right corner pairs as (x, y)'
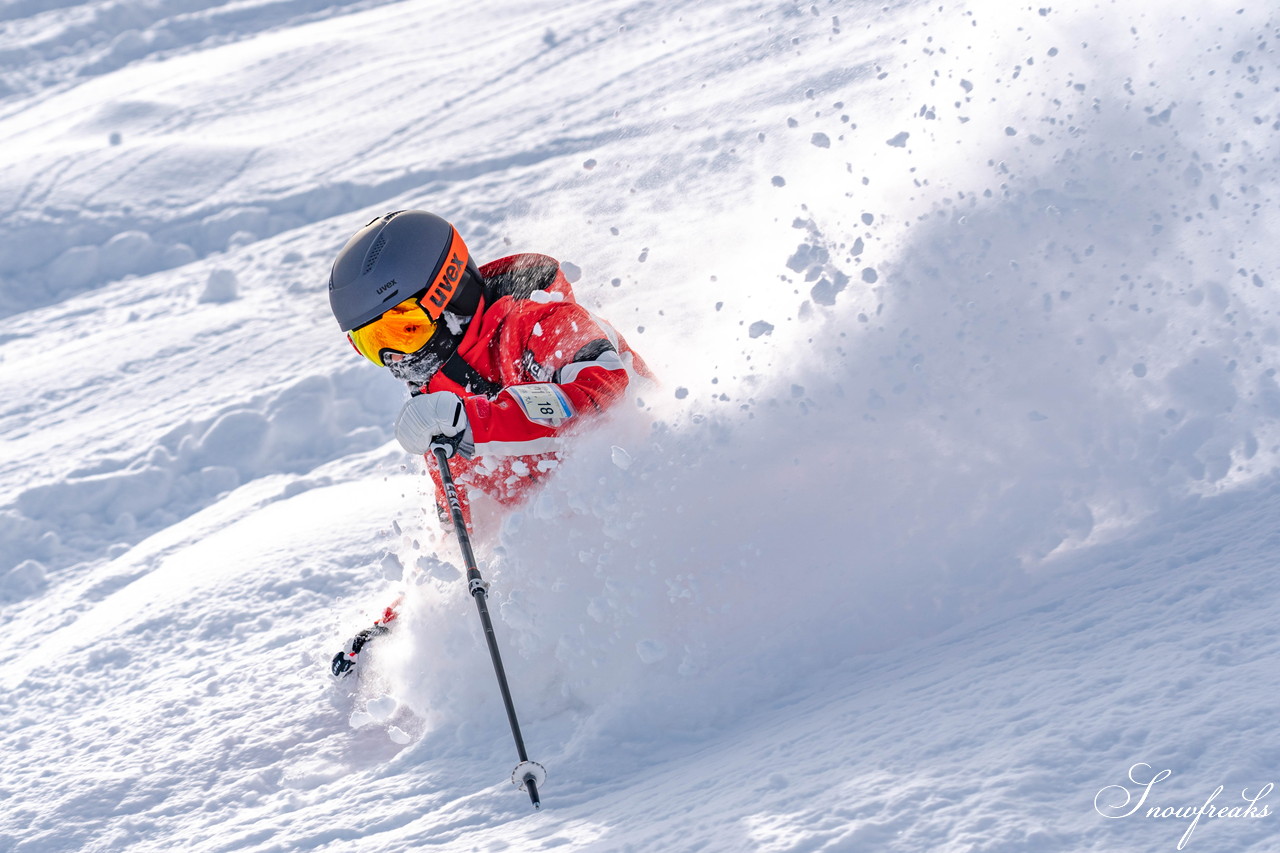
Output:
(431, 442), (545, 809)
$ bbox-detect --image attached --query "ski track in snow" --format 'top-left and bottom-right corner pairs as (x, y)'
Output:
(1, 0), (1279, 851)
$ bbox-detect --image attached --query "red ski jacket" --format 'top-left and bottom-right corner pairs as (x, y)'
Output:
(417, 253), (652, 521)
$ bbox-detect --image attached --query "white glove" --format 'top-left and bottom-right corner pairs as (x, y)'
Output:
(394, 392), (469, 455)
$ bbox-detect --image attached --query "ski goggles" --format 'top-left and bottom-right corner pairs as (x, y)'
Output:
(347, 292), (440, 365)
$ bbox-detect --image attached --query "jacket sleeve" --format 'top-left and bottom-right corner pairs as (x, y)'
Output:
(461, 302), (636, 456)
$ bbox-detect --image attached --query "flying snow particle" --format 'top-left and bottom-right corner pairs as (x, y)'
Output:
(749, 320), (775, 338)
(810, 277), (845, 305)
(610, 445), (633, 470)
(811, 132), (831, 148)
(379, 553), (403, 581)
(886, 132), (910, 147)
(787, 243), (816, 272)
(772, 175), (787, 187)
(366, 695), (398, 723)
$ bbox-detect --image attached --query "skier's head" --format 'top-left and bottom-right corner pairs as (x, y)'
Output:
(328, 210), (484, 383)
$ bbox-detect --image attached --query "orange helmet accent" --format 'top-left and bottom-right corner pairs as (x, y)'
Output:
(419, 227), (470, 320)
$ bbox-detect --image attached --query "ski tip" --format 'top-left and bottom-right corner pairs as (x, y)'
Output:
(330, 651), (356, 678)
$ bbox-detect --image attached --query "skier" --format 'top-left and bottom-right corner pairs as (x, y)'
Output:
(327, 209), (652, 674)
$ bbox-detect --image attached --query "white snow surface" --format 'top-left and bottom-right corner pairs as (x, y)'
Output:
(2, 0), (1279, 851)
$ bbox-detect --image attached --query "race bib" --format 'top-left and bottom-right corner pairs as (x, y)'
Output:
(508, 383), (575, 428)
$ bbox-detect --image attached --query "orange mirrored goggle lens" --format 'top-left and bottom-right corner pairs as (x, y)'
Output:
(347, 295), (439, 365)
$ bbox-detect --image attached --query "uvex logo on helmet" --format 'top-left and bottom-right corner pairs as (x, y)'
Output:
(420, 228), (469, 320)
(428, 254), (463, 308)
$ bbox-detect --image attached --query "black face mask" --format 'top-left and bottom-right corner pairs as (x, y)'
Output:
(385, 310), (471, 387)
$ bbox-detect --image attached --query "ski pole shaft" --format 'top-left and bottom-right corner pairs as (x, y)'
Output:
(432, 445), (542, 809)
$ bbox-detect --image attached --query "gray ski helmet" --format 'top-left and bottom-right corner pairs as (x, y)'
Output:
(328, 210), (482, 332)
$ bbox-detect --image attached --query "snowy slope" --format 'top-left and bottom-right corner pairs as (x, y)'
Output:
(1, 0), (1279, 851)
